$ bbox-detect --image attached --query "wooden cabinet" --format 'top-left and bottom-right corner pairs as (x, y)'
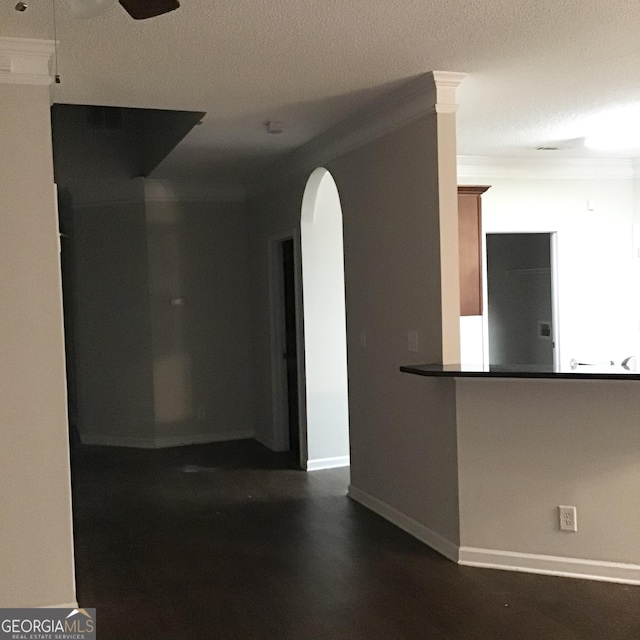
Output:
(458, 186), (490, 316)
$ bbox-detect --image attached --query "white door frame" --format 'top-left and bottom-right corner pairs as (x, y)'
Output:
(483, 230), (561, 370)
(267, 230), (307, 466)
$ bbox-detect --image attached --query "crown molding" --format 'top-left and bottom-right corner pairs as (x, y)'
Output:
(457, 155), (635, 181)
(432, 71), (467, 114)
(143, 179), (246, 203)
(249, 71), (466, 198)
(0, 37), (55, 86)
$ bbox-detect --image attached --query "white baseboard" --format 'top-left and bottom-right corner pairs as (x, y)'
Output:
(347, 484), (459, 562)
(80, 431), (255, 449)
(459, 547), (640, 586)
(306, 455), (350, 471)
(40, 602), (79, 609)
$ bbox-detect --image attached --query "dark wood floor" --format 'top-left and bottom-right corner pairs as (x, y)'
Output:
(71, 439), (640, 639)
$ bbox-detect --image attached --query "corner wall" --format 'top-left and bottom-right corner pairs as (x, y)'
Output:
(330, 117), (459, 546)
(248, 113), (461, 550)
(65, 181), (254, 448)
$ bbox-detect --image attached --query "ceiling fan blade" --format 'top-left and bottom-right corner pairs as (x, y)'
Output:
(118, 0), (180, 20)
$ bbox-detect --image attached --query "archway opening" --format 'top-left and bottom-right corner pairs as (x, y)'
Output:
(299, 168), (350, 471)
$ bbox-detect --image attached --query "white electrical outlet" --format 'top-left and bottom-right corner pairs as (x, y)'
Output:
(559, 505), (577, 532)
(408, 331), (419, 353)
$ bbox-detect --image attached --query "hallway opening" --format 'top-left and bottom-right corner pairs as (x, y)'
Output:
(300, 168), (350, 471)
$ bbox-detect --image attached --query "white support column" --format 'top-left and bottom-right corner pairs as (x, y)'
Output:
(430, 71), (466, 364)
(0, 37), (77, 608)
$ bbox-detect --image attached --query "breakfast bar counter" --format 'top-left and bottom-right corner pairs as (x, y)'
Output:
(398, 360), (640, 583)
(400, 362), (640, 381)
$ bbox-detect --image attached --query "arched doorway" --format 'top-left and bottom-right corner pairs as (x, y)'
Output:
(299, 168), (350, 471)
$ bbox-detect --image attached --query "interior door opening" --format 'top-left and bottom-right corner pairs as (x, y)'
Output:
(269, 168), (350, 472)
(299, 168), (350, 471)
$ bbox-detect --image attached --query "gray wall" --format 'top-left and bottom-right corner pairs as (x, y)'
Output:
(69, 191), (156, 446)
(248, 114), (461, 546)
(146, 199), (254, 443)
(66, 184), (253, 446)
(457, 378), (640, 566)
(0, 83), (76, 607)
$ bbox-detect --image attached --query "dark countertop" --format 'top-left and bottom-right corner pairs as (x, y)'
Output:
(400, 363), (640, 381)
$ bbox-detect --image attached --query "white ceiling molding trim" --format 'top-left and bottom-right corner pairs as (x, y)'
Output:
(143, 180), (246, 203)
(457, 156), (635, 181)
(250, 71), (465, 197)
(432, 71), (467, 114)
(0, 37), (55, 86)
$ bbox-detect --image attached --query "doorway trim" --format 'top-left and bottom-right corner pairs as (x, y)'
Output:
(482, 230), (561, 371)
(267, 230), (307, 464)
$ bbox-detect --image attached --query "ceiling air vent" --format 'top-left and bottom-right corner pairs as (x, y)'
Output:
(86, 106), (124, 131)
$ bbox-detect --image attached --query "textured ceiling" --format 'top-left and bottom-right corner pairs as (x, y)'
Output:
(2, 0), (640, 184)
